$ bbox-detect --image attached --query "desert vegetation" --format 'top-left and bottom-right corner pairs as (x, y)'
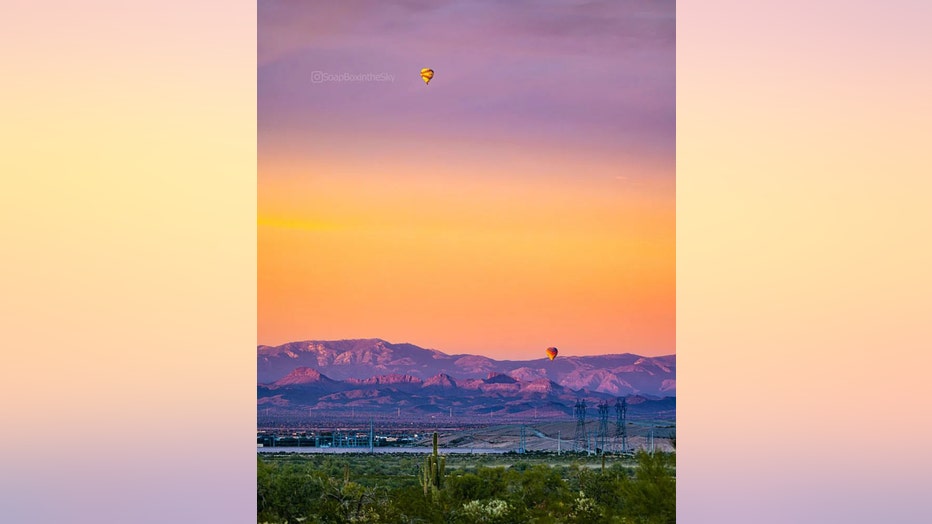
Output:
(258, 445), (675, 523)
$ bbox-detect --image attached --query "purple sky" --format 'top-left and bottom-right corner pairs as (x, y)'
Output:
(259, 0), (675, 177)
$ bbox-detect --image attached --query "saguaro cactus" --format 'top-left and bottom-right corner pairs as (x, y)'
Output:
(420, 432), (446, 497)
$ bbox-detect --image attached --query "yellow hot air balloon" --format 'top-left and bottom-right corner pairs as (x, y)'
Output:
(545, 347), (558, 361)
(420, 68), (434, 86)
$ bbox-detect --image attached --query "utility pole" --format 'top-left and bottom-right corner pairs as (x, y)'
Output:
(597, 401), (610, 454)
(574, 399), (587, 452)
(615, 397), (628, 453)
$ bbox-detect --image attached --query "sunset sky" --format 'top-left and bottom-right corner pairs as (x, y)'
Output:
(258, 0), (675, 359)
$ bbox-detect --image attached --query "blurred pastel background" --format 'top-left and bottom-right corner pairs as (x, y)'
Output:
(259, 1), (675, 359)
(678, 1), (932, 522)
(1, 0), (256, 522)
(2, 1), (931, 523)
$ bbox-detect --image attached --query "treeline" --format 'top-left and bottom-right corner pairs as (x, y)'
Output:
(258, 451), (674, 523)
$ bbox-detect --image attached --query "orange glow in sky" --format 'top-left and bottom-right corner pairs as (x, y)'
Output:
(259, 142), (674, 359)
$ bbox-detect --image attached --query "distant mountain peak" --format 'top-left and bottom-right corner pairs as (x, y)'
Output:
(423, 373), (457, 389)
(272, 367), (331, 386)
(485, 372), (518, 384)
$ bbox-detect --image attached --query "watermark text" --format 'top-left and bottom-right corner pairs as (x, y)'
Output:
(311, 71), (395, 84)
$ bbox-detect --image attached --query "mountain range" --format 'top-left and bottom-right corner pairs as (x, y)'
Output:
(258, 339), (674, 418)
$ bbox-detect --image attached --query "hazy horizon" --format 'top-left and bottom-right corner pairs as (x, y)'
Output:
(256, 336), (676, 361)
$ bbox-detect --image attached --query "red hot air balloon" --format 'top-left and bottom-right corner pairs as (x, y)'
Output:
(545, 347), (559, 361)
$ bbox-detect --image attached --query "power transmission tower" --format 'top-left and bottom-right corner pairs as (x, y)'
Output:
(573, 399), (587, 452)
(615, 397), (628, 453)
(518, 425), (527, 454)
(597, 401), (610, 454)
